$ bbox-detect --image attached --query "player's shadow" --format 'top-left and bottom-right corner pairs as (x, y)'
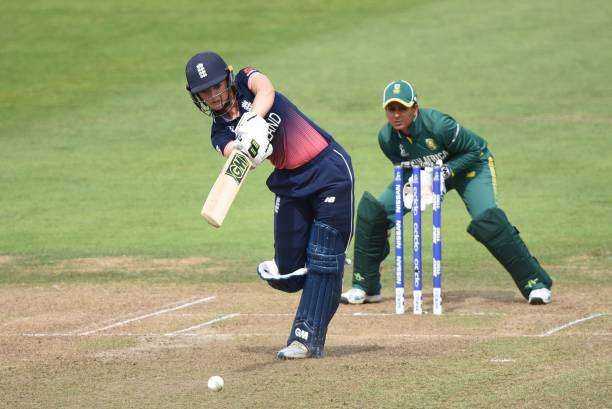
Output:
(237, 344), (384, 372)
(378, 290), (517, 304)
(441, 290), (519, 311)
(326, 344), (384, 357)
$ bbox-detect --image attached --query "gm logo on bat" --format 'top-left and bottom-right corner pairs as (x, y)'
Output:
(225, 152), (250, 184)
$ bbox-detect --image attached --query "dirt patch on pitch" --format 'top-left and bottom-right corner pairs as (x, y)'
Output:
(0, 283), (226, 335)
(1, 281), (608, 352)
(0, 256), (218, 275)
(0, 255), (23, 265)
(0, 281), (610, 408)
(48, 256), (213, 274)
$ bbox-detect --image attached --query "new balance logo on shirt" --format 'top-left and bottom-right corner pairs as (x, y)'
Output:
(323, 196), (336, 203)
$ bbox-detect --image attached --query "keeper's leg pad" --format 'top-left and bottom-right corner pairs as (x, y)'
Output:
(467, 207), (553, 299)
(287, 221), (345, 357)
(352, 191), (390, 294)
(257, 260), (307, 293)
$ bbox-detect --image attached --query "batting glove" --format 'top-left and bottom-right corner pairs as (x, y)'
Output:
(234, 112), (272, 167)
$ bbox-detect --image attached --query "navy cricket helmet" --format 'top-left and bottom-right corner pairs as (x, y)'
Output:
(185, 51), (231, 93)
(185, 51), (235, 116)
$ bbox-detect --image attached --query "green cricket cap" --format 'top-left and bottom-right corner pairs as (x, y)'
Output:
(383, 80), (417, 109)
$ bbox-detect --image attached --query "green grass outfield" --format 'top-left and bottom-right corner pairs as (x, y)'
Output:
(2, 0), (610, 265)
(1, 0), (611, 407)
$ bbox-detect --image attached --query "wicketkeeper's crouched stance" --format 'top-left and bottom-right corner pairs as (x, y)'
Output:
(341, 80), (553, 306)
(186, 52), (354, 359)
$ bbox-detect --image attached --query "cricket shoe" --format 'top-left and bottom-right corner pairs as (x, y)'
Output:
(276, 341), (311, 360)
(257, 260), (280, 280)
(340, 288), (382, 305)
(528, 287), (552, 305)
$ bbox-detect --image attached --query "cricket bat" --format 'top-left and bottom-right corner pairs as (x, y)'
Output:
(201, 150), (251, 227)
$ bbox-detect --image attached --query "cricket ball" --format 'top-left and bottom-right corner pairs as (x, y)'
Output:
(207, 375), (224, 392)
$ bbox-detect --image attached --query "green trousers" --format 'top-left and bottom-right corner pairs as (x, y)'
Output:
(379, 156), (498, 226)
(351, 156), (552, 298)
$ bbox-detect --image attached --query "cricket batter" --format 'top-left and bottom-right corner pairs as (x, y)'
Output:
(341, 80), (553, 306)
(186, 52), (354, 359)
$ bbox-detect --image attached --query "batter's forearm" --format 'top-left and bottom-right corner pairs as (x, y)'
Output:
(252, 89), (275, 117)
(223, 141), (237, 157)
(249, 73), (275, 117)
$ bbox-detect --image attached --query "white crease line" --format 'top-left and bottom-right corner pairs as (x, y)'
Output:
(13, 331), (612, 339)
(16, 331), (246, 338)
(18, 332), (216, 337)
(240, 313), (293, 316)
(78, 296), (216, 335)
(490, 358), (514, 363)
(539, 313), (606, 337)
(165, 313), (240, 336)
(238, 312), (505, 317)
(351, 312), (504, 316)
(209, 312), (505, 317)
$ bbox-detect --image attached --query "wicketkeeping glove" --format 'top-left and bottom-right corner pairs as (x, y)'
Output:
(234, 112), (273, 167)
(402, 167), (446, 211)
(441, 165), (452, 180)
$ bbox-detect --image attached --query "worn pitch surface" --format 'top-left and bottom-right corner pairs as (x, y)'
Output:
(1, 274), (609, 408)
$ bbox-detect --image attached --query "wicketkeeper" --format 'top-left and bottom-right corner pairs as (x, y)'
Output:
(341, 80), (553, 306)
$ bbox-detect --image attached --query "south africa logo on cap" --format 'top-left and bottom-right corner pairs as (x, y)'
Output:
(425, 138), (438, 150)
(393, 83), (401, 94)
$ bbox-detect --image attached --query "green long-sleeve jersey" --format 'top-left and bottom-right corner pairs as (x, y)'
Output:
(378, 108), (490, 175)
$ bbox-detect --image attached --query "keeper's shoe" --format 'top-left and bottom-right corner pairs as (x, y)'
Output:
(528, 287), (552, 305)
(340, 288), (382, 305)
(277, 341), (311, 360)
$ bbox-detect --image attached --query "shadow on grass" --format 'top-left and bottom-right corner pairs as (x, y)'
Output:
(236, 344), (385, 372)
(442, 290), (519, 311)
(327, 344), (385, 357)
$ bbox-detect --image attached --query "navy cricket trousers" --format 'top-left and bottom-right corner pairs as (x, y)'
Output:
(266, 143), (354, 276)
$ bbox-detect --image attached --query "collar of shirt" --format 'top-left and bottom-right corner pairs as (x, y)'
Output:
(407, 109), (423, 137)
